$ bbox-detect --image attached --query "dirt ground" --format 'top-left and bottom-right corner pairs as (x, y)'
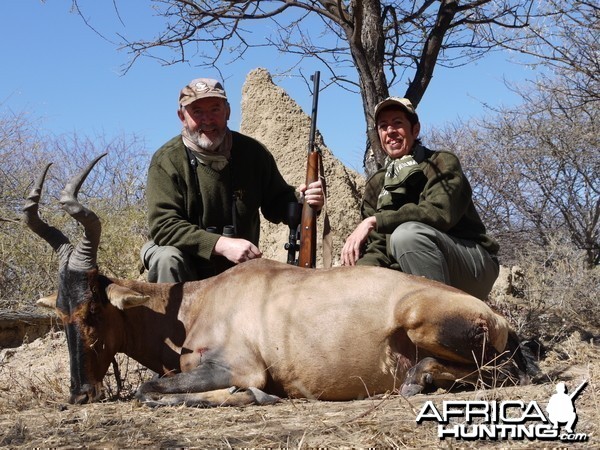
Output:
(0, 329), (597, 449)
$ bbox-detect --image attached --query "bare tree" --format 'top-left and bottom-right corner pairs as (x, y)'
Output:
(441, 97), (599, 268)
(426, 0), (599, 267)
(431, 55), (598, 267)
(499, 0), (599, 109)
(72, 0), (535, 174)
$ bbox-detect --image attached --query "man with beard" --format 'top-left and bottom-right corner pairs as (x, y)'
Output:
(141, 78), (324, 282)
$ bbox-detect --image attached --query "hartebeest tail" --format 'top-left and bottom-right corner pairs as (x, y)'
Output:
(27, 155), (534, 407)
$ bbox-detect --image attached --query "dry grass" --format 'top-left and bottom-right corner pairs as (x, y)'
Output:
(1, 331), (598, 449)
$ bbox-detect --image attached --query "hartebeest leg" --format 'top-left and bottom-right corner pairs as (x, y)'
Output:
(135, 359), (277, 407)
(400, 347), (530, 397)
(394, 294), (532, 396)
(138, 386), (280, 408)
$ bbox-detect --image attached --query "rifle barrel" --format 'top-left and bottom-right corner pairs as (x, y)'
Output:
(298, 71), (321, 268)
(307, 71), (320, 154)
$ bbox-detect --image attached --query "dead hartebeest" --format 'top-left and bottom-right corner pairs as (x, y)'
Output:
(25, 155), (532, 406)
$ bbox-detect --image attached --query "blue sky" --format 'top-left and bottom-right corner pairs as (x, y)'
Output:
(1, 2), (530, 173)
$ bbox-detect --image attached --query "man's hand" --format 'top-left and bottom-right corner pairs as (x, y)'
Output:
(341, 217), (377, 266)
(296, 179), (325, 211)
(213, 236), (262, 264)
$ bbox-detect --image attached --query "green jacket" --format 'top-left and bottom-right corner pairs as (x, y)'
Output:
(358, 145), (499, 267)
(146, 132), (297, 272)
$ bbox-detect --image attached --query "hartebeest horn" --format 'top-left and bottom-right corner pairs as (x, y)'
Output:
(23, 162), (73, 267)
(60, 153), (107, 271)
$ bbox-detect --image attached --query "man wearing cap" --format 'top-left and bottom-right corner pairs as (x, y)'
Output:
(341, 97), (499, 300)
(141, 78), (324, 282)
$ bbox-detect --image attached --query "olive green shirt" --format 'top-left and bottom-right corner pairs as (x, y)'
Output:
(146, 132), (297, 270)
(359, 145), (499, 267)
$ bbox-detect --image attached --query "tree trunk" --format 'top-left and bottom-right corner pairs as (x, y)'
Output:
(405, 0), (458, 106)
(346, 0), (389, 176)
(0, 310), (59, 348)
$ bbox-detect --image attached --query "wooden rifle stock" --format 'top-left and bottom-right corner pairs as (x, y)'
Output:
(298, 151), (320, 267)
(298, 71), (321, 268)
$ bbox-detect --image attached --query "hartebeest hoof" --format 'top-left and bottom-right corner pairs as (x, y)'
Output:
(400, 357), (460, 396)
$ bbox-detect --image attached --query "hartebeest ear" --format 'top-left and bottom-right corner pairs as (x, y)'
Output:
(37, 293), (58, 309)
(106, 284), (150, 310)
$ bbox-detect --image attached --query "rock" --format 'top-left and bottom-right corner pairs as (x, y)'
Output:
(491, 265), (526, 299)
(240, 68), (365, 266)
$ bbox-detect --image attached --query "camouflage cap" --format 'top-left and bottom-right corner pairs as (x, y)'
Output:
(374, 97), (418, 122)
(179, 78), (227, 107)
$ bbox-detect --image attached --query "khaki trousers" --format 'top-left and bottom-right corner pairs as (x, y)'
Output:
(387, 221), (499, 300)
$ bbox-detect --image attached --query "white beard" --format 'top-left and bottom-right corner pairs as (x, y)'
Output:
(190, 129), (226, 152)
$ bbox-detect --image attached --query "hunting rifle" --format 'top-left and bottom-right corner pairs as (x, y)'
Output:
(285, 71), (321, 268)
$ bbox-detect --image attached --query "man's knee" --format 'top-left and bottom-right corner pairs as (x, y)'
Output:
(387, 222), (449, 284)
(388, 221), (439, 256)
(142, 240), (184, 267)
(154, 246), (187, 266)
(141, 241), (197, 283)
(140, 240), (156, 270)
